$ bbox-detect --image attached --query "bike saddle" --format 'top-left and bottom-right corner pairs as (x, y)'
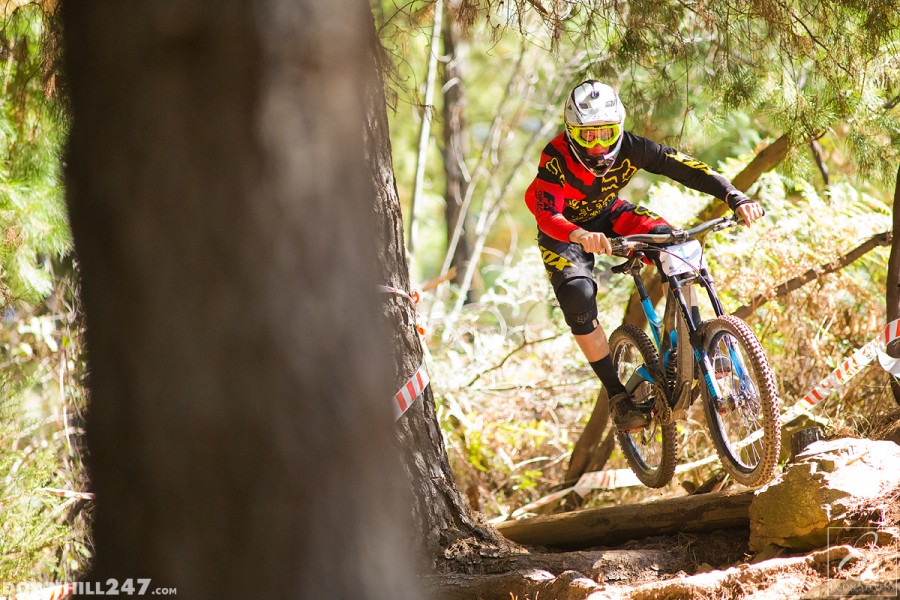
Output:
(611, 251), (645, 274)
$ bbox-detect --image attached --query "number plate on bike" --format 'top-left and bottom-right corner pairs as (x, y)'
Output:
(659, 240), (706, 277)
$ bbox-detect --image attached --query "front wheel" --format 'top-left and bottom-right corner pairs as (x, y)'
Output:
(609, 324), (677, 488)
(700, 315), (781, 487)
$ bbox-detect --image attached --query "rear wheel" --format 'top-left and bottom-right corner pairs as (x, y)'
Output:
(609, 324), (677, 488)
(700, 315), (781, 487)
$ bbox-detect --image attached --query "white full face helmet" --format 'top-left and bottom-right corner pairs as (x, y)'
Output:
(564, 80), (626, 176)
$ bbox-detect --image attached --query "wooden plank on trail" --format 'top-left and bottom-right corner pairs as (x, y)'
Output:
(495, 489), (754, 550)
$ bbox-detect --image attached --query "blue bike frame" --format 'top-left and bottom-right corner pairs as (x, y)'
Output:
(622, 252), (731, 409)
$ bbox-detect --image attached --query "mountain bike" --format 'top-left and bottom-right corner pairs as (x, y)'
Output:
(605, 215), (781, 488)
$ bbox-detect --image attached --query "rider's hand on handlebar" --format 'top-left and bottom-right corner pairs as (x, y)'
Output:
(735, 201), (765, 227)
(569, 228), (612, 255)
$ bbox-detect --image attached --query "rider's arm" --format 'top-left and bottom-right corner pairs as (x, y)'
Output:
(631, 134), (752, 212)
(524, 148), (579, 242)
(524, 181), (613, 250)
(524, 180), (577, 241)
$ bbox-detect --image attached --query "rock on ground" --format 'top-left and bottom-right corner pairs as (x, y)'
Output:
(750, 437), (900, 552)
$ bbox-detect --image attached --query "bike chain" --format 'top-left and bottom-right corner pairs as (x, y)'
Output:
(635, 380), (674, 426)
(655, 394), (674, 425)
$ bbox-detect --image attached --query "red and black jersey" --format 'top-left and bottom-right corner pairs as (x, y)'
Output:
(524, 131), (744, 242)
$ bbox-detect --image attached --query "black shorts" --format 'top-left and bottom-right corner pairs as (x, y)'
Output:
(538, 198), (673, 292)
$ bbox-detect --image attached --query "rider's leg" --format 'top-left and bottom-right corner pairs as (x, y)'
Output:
(576, 328), (628, 396)
(573, 325), (609, 362)
(537, 231), (649, 429)
(556, 277), (646, 429)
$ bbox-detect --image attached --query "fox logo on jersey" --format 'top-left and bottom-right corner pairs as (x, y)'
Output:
(544, 157), (566, 186)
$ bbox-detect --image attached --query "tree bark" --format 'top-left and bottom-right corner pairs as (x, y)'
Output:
(365, 8), (517, 572)
(64, 1), (421, 597)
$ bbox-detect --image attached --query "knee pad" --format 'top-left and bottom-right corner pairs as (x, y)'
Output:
(556, 277), (599, 335)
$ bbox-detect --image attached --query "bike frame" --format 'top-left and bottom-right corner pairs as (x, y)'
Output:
(615, 221), (744, 414)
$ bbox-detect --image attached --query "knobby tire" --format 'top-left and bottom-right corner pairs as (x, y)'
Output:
(610, 324), (677, 489)
(700, 315), (781, 487)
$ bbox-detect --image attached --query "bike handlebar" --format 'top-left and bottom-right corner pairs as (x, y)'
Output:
(608, 214), (748, 255)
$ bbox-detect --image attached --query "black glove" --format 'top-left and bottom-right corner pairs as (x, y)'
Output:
(725, 190), (752, 211)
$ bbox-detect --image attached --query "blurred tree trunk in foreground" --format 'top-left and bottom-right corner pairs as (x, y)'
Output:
(63, 1), (421, 597)
(887, 165), (900, 405)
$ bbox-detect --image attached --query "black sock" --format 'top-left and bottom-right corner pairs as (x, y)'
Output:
(590, 355), (627, 397)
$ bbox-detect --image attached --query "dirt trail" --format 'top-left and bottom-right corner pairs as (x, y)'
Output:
(430, 526), (899, 599)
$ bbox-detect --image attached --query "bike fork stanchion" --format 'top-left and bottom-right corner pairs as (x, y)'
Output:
(697, 268), (725, 317)
(633, 267), (663, 348)
(669, 278), (724, 406)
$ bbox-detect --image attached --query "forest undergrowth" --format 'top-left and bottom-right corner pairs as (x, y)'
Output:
(422, 173), (898, 522)
(0, 271), (89, 587)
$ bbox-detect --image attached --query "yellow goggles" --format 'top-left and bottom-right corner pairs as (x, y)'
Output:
(567, 123), (621, 149)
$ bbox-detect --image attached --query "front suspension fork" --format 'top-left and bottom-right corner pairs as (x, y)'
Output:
(668, 277), (724, 405)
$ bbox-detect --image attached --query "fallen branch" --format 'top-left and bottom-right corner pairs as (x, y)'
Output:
(496, 489), (754, 550)
(732, 230), (892, 319)
(419, 266), (456, 292)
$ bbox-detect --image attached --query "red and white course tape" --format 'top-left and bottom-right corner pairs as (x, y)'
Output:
(378, 285), (421, 305)
(784, 317), (900, 422)
(379, 284), (426, 336)
(393, 362), (430, 421)
(380, 284), (430, 420)
(499, 319), (900, 520)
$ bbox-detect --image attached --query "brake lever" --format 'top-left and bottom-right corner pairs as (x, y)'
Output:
(609, 240), (648, 256)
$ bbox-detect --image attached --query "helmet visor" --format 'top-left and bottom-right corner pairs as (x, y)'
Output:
(567, 123), (621, 150)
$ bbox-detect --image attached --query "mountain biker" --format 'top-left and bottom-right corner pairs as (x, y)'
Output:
(524, 80), (764, 432)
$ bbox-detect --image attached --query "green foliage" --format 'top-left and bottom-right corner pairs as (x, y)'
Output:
(390, 0), (897, 516)
(0, 4), (70, 305)
(0, 296), (89, 584)
(0, 4), (90, 585)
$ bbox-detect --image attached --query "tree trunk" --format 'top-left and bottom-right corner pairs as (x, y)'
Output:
(365, 7), (516, 571)
(442, 14), (474, 297)
(64, 2), (421, 597)
(887, 165), (900, 405)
